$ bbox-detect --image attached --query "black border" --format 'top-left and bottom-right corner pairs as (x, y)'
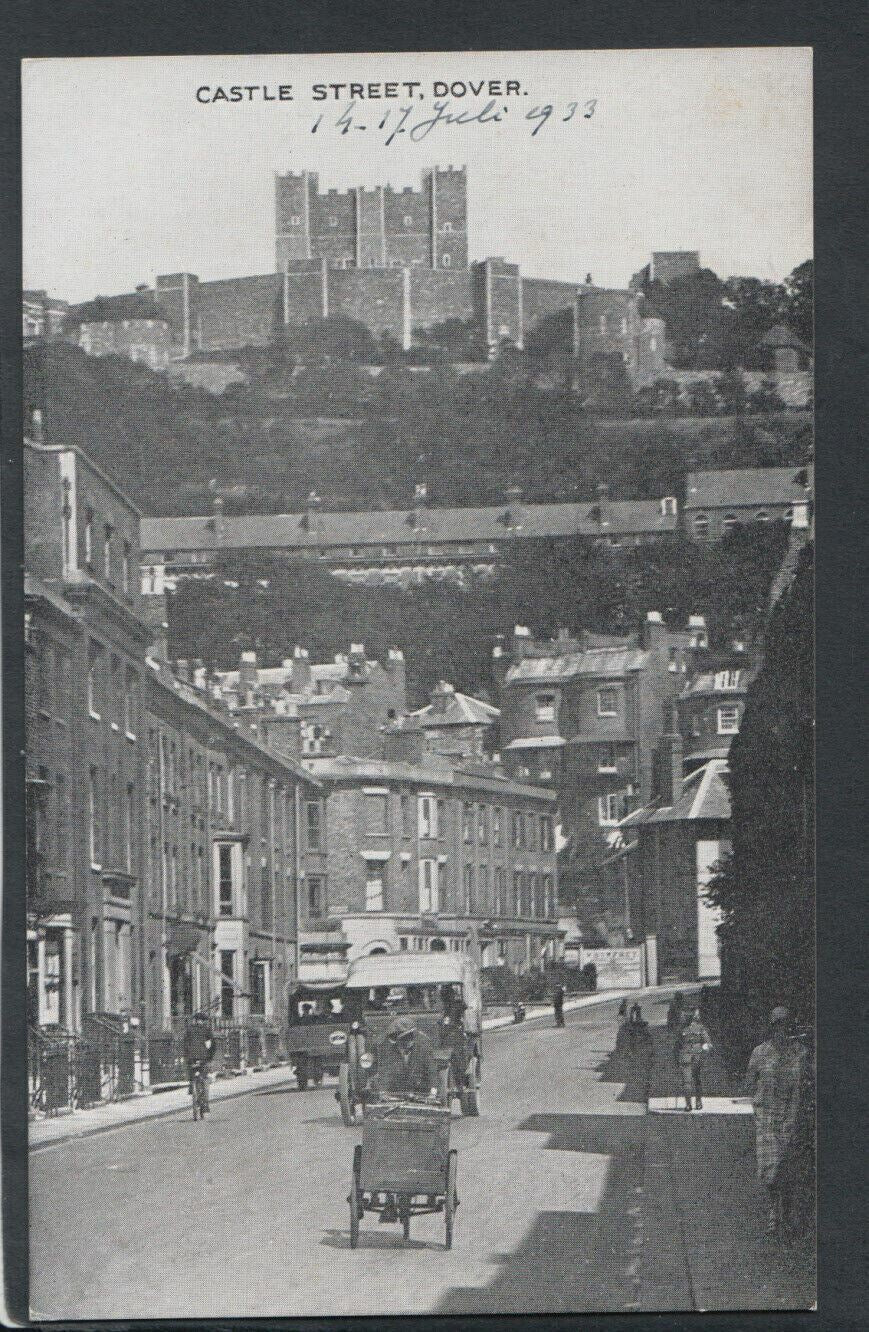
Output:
(2, 3), (867, 1330)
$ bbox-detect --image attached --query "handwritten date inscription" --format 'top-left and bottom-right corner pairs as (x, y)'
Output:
(312, 97), (597, 142)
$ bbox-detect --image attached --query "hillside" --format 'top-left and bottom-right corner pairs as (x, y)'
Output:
(168, 525), (788, 705)
(25, 343), (813, 518)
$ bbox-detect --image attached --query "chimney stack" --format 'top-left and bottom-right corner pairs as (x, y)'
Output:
(512, 624), (531, 662)
(304, 491), (322, 540)
(642, 609), (667, 648)
(430, 680), (455, 714)
(687, 614), (709, 650)
(239, 650), (258, 690)
(411, 483), (428, 531)
(504, 486), (524, 531)
(594, 482), (612, 530)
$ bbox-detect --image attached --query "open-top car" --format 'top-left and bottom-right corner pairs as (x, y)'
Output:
(286, 980), (356, 1091)
(336, 951), (483, 1125)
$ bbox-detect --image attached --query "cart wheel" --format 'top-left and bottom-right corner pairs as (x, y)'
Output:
(437, 1066), (451, 1107)
(349, 1145), (362, 1249)
(296, 1056), (309, 1092)
(400, 1196), (411, 1241)
(445, 1150), (458, 1250)
(339, 1061), (357, 1126)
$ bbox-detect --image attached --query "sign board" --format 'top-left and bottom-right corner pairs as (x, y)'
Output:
(579, 946), (644, 990)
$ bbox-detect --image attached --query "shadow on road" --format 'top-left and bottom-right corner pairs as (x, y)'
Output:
(320, 1227), (433, 1252)
(436, 1110), (646, 1313)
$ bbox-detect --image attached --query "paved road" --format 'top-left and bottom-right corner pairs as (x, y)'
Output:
(29, 993), (667, 1319)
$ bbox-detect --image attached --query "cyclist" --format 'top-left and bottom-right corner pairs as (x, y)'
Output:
(183, 1011), (215, 1114)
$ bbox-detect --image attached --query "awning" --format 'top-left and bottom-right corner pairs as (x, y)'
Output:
(166, 923), (206, 958)
(504, 736), (565, 750)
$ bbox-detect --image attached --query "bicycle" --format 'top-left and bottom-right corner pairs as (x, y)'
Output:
(190, 1061), (209, 1121)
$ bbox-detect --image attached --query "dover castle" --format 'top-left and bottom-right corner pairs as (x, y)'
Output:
(62, 168), (668, 381)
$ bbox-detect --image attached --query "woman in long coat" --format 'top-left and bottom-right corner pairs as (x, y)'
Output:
(744, 1006), (806, 1235)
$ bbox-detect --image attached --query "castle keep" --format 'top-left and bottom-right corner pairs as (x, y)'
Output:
(66, 169), (666, 381)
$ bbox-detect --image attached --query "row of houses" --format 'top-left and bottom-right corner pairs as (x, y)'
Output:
(25, 437), (562, 1039)
(138, 467), (813, 593)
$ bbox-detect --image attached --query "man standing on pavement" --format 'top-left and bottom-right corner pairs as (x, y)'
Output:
(674, 1006), (711, 1111)
(744, 1006), (806, 1235)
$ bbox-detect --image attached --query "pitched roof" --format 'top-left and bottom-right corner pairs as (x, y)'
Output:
(619, 758), (731, 828)
(408, 691), (500, 728)
(504, 645), (649, 683)
(759, 323), (810, 351)
(140, 498), (678, 554)
(683, 467), (812, 510)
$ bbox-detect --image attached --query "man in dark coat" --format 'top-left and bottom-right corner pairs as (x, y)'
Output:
(552, 983), (565, 1027)
(183, 1012), (215, 1099)
(372, 1017), (440, 1222)
(375, 1015), (439, 1099)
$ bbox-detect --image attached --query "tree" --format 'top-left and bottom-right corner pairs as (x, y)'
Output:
(781, 259), (813, 345)
(707, 544), (814, 1048)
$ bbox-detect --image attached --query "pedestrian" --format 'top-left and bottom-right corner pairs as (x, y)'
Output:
(552, 983), (565, 1027)
(674, 1006), (711, 1110)
(744, 1006), (806, 1236)
(618, 997), (628, 1020)
(627, 1003), (652, 1055)
(666, 991), (685, 1033)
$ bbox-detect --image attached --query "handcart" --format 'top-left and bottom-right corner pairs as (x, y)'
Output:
(348, 1098), (458, 1249)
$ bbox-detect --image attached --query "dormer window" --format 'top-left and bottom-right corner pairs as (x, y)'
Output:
(756, 510), (770, 523)
(693, 513), (709, 539)
(714, 670), (741, 690)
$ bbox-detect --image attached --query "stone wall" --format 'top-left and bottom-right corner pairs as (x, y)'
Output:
(196, 274), (281, 351)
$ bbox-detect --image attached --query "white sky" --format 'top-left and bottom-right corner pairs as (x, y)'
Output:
(23, 48), (812, 303)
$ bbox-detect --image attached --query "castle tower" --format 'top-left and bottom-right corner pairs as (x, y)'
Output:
(429, 166), (468, 269)
(275, 171), (316, 269)
(355, 186), (386, 267)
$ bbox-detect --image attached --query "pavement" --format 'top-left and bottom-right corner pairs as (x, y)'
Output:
(28, 987), (814, 1319)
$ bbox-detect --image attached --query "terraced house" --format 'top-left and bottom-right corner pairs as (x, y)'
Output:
(300, 738), (561, 971)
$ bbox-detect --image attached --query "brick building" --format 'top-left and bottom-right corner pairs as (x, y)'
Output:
(25, 429), (323, 1036)
(209, 643), (407, 762)
(75, 318), (172, 372)
(23, 290), (69, 344)
(395, 681), (500, 762)
(495, 614), (708, 936)
(25, 432), (151, 1031)
(139, 487), (680, 592)
(300, 745), (561, 970)
(677, 646), (759, 769)
(684, 467), (813, 542)
(618, 714), (730, 983)
(142, 655), (320, 1031)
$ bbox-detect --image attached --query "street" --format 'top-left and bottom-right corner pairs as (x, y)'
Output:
(29, 993), (805, 1319)
(30, 994), (650, 1318)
